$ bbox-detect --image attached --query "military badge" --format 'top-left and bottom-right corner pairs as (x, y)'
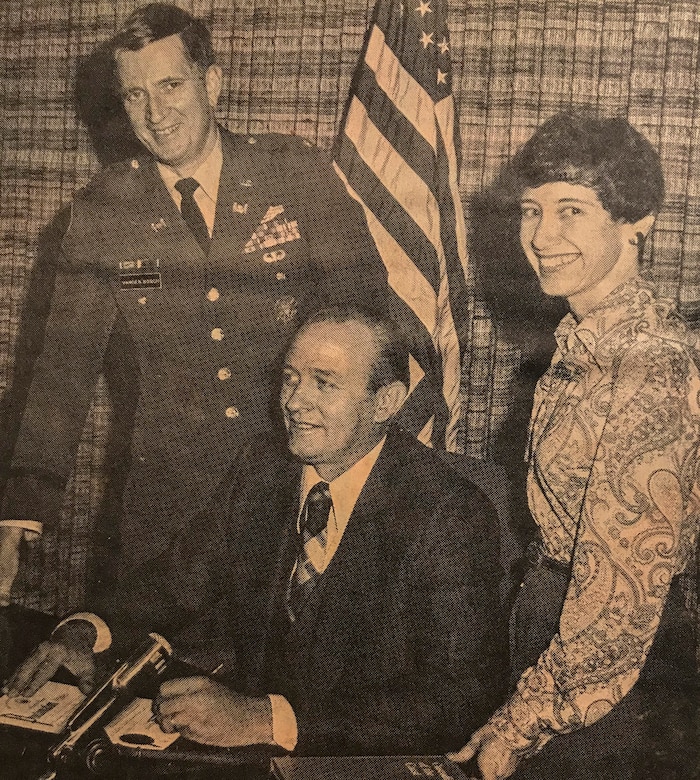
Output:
(263, 249), (286, 263)
(274, 296), (298, 325)
(262, 205), (284, 223)
(232, 202), (249, 214)
(243, 215), (301, 255)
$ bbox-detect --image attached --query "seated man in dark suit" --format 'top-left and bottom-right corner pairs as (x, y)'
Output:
(5, 306), (507, 756)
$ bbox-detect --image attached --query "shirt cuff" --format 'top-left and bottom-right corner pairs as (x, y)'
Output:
(0, 519), (43, 537)
(269, 694), (298, 751)
(52, 612), (113, 654)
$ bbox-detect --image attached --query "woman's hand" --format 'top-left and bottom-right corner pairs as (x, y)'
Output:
(448, 724), (522, 780)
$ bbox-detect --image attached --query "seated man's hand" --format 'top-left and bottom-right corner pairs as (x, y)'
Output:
(3, 621), (97, 698)
(154, 677), (273, 747)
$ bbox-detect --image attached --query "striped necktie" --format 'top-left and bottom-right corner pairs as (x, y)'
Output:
(289, 481), (332, 619)
(175, 177), (210, 254)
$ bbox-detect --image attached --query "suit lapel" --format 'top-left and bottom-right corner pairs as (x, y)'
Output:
(289, 444), (397, 698)
(251, 460), (302, 685)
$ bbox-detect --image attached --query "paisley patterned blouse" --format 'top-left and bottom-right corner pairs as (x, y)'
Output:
(490, 276), (700, 755)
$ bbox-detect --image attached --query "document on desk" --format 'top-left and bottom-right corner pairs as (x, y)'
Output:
(271, 756), (473, 780)
(0, 680), (85, 733)
(103, 697), (180, 750)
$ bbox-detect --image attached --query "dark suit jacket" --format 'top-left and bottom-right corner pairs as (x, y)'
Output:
(102, 428), (508, 756)
(1, 129), (389, 581)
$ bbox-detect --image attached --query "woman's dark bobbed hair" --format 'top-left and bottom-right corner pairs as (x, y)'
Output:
(511, 112), (665, 223)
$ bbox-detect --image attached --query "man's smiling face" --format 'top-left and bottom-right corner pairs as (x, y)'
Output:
(116, 34), (221, 175)
(280, 321), (384, 483)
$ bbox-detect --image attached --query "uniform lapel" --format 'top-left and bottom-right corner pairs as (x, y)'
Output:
(211, 131), (274, 260)
(130, 155), (206, 259)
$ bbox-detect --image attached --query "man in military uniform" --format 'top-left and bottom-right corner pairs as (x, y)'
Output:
(0, 3), (388, 610)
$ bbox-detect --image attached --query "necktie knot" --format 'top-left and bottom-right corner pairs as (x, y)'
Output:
(302, 481), (332, 537)
(175, 177), (201, 198)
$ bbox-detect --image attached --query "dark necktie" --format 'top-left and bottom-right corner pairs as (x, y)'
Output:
(288, 481), (332, 619)
(175, 177), (210, 254)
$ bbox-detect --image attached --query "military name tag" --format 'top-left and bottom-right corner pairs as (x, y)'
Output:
(120, 272), (162, 290)
(119, 259), (162, 290)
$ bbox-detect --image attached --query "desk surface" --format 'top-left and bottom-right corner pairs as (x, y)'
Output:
(1, 607), (696, 780)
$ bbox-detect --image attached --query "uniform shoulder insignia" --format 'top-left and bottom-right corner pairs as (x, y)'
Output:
(260, 133), (321, 158)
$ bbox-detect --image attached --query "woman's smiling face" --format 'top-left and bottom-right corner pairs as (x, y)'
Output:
(520, 181), (646, 317)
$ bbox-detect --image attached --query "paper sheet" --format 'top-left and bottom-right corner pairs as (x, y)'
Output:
(103, 697), (180, 751)
(0, 680), (85, 733)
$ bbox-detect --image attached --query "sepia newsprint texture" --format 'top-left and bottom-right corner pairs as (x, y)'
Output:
(0, 0), (698, 777)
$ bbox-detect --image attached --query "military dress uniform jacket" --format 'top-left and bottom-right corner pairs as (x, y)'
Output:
(1, 129), (389, 578)
(99, 427), (508, 756)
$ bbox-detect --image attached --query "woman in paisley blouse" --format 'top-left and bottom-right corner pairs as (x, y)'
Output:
(450, 113), (700, 779)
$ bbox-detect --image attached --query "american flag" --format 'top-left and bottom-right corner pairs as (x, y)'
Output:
(333, 0), (469, 452)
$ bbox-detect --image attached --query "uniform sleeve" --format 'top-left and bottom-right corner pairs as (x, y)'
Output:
(298, 147), (390, 316)
(0, 222), (119, 527)
(489, 340), (700, 756)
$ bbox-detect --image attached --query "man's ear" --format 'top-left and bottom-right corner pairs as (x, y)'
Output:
(205, 64), (223, 108)
(373, 382), (408, 424)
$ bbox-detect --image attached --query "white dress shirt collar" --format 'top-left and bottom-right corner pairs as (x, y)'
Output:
(299, 436), (387, 565)
(157, 128), (224, 208)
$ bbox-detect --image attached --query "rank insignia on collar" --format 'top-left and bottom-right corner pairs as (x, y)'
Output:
(274, 296), (297, 325)
(232, 202), (249, 214)
(151, 217), (166, 232)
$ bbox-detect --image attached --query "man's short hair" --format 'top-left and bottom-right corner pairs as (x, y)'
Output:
(297, 306), (411, 394)
(110, 2), (215, 71)
(511, 112), (665, 223)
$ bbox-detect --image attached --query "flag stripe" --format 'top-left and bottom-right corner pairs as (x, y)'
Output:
(333, 149), (440, 296)
(353, 64), (437, 187)
(337, 168), (439, 335)
(343, 97), (445, 257)
(364, 25), (437, 150)
(436, 96), (469, 281)
(334, 0), (468, 451)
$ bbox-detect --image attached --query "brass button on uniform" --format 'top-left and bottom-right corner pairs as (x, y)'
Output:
(211, 327), (224, 341)
(225, 406), (240, 419)
(207, 287), (220, 302)
(217, 367), (232, 381)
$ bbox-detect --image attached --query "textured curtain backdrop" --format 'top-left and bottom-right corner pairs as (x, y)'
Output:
(1, 1), (698, 621)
